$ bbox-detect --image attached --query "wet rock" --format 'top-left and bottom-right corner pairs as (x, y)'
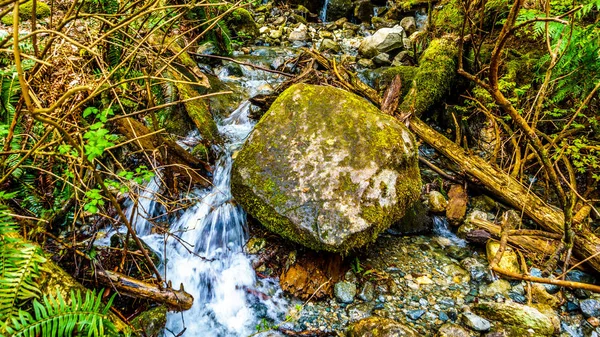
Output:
(288, 24), (309, 42)
(227, 8), (259, 39)
(428, 191), (448, 213)
(358, 58), (375, 68)
(473, 301), (557, 335)
(460, 257), (488, 282)
(348, 316), (418, 337)
(319, 38), (341, 53)
(232, 83), (421, 252)
(400, 17), (417, 35)
(446, 184), (468, 225)
(566, 270), (596, 284)
(245, 237), (266, 254)
(324, 0), (354, 21)
(280, 253), (343, 300)
(373, 53), (392, 66)
(354, 0), (374, 23)
(388, 200), (432, 235)
(461, 312), (490, 332)
(479, 279), (511, 298)
(580, 299), (600, 318)
(335, 281), (357, 303)
(358, 26), (407, 58)
(470, 194), (497, 213)
(531, 283), (561, 308)
(391, 51), (413, 66)
(348, 302), (374, 322)
(436, 323), (470, 337)
(358, 281), (375, 302)
(269, 28), (283, 40)
(407, 309), (426, 320)
(442, 264), (471, 283)
(131, 305), (167, 337)
(486, 241), (521, 274)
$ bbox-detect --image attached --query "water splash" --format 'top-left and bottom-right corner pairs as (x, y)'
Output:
(432, 215), (466, 247)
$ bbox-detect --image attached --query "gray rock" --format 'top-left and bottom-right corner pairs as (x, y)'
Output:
(472, 301), (557, 335)
(319, 38), (341, 53)
(437, 323), (470, 337)
(288, 24), (309, 42)
(349, 316), (418, 337)
(358, 281), (375, 302)
(231, 83), (421, 252)
(373, 53), (391, 66)
(391, 51), (412, 66)
(580, 299), (600, 318)
(479, 279), (511, 298)
(400, 17), (417, 35)
(407, 309), (426, 320)
(358, 26), (407, 58)
(347, 302), (373, 322)
(461, 312), (491, 332)
(428, 191), (448, 213)
(335, 281), (357, 303)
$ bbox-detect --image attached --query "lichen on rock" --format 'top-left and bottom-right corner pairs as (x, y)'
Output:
(231, 83), (421, 253)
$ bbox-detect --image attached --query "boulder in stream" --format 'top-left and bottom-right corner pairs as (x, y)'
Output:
(348, 316), (418, 337)
(359, 26), (407, 58)
(232, 83), (421, 252)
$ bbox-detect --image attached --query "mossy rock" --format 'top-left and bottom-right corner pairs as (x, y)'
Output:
(348, 316), (418, 336)
(399, 38), (459, 117)
(226, 8), (259, 39)
(231, 84), (421, 253)
(473, 301), (558, 336)
(1, 1), (50, 25)
(432, 0), (464, 33)
(131, 306), (167, 337)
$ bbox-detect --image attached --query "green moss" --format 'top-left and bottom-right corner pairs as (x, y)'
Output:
(232, 83), (421, 253)
(432, 0), (464, 33)
(291, 13), (307, 24)
(378, 66), (418, 96)
(131, 306), (167, 337)
(227, 8), (258, 39)
(399, 38), (459, 117)
(2, 1), (51, 25)
(173, 79), (220, 145)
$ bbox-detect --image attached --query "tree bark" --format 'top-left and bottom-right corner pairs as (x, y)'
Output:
(408, 117), (600, 272)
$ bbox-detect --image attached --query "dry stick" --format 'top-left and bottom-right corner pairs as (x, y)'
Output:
(11, 9), (164, 286)
(492, 266), (600, 293)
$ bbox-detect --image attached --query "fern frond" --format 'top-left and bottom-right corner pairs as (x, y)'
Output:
(2, 290), (117, 337)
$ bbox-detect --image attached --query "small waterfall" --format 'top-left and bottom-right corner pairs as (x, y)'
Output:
(125, 176), (162, 236)
(432, 215), (466, 247)
(320, 0), (330, 22)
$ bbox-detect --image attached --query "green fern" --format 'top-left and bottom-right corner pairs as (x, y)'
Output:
(0, 210), (46, 319)
(2, 290), (117, 337)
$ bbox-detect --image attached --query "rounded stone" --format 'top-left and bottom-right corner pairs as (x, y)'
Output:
(232, 83), (421, 252)
(335, 281), (357, 304)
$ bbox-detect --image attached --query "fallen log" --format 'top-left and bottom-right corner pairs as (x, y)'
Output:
(114, 117), (210, 187)
(95, 270), (193, 311)
(408, 116), (600, 271)
(465, 218), (583, 269)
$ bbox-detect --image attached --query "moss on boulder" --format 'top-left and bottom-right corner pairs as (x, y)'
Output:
(131, 306), (167, 337)
(2, 1), (51, 24)
(473, 301), (559, 336)
(348, 316), (418, 337)
(399, 38), (459, 117)
(227, 8), (259, 39)
(231, 84), (421, 253)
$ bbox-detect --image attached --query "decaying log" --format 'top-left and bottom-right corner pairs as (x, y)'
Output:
(114, 117), (210, 187)
(466, 218), (583, 268)
(408, 116), (600, 272)
(381, 74), (402, 115)
(96, 270), (193, 311)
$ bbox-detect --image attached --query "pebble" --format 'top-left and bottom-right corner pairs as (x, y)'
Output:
(461, 312), (491, 331)
(580, 299), (600, 318)
(334, 281), (357, 304)
(407, 309), (426, 320)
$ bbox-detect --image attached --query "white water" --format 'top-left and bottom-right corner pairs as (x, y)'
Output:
(320, 0), (330, 22)
(98, 59), (291, 335)
(432, 215), (467, 247)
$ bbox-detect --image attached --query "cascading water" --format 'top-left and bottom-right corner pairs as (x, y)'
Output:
(100, 54), (292, 336)
(432, 215), (466, 247)
(320, 0), (330, 22)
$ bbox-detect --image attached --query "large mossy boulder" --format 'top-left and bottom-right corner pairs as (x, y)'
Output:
(1, 0), (50, 25)
(231, 84), (421, 252)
